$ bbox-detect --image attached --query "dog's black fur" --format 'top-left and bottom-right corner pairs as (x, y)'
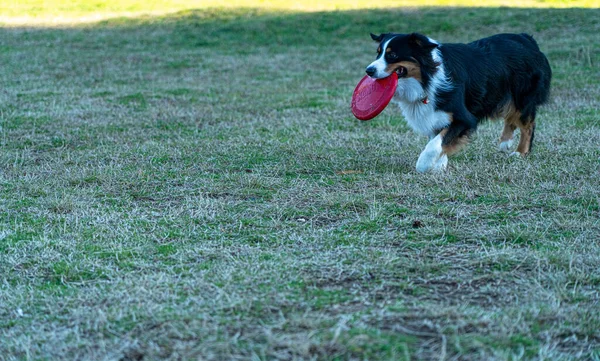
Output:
(366, 32), (551, 171)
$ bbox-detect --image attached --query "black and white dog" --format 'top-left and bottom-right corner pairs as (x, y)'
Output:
(365, 32), (551, 172)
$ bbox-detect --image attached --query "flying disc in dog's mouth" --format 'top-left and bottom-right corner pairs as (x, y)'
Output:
(351, 72), (398, 121)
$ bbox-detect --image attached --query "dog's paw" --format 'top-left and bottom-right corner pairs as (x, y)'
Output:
(432, 154), (448, 172)
(416, 135), (443, 173)
(509, 151), (523, 157)
(416, 157), (435, 173)
(498, 139), (513, 153)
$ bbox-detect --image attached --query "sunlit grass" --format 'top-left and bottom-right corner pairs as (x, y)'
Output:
(1, 0), (597, 26)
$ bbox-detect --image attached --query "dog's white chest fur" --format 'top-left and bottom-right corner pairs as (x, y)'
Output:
(392, 78), (450, 137)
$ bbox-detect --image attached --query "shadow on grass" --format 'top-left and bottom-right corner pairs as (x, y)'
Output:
(1, 7), (598, 97)
(1, 7), (598, 100)
(2, 7), (600, 49)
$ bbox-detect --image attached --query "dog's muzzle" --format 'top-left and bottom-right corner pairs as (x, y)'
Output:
(365, 66), (376, 77)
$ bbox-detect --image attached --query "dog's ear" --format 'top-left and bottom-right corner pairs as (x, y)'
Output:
(409, 33), (438, 49)
(370, 33), (384, 42)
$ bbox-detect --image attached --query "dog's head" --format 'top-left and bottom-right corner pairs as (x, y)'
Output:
(366, 33), (439, 81)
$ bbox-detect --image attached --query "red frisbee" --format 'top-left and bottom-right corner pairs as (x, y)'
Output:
(351, 73), (398, 121)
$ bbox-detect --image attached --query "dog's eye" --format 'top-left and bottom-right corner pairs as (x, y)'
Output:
(388, 52), (398, 60)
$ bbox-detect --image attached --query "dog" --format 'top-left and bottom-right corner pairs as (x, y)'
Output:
(365, 32), (551, 172)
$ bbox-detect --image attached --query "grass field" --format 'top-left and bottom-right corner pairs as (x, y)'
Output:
(1, 1), (600, 360)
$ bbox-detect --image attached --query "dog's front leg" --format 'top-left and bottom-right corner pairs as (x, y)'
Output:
(416, 120), (474, 173)
(416, 134), (444, 173)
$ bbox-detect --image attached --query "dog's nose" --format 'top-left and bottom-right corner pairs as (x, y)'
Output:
(365, 66), (376, 77)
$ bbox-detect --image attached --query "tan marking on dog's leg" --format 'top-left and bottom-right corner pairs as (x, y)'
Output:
(515, 120), (535, 156)
(442, 135), (470, 156)
(439, 128), (470, 156)
(499, 102), (519, 153)
(500, 122), (517, 143)
(499, 122), (517, 152)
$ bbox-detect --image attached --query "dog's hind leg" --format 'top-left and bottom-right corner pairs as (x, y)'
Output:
(499, 121), (516, 152)
(498, 102), (518, 153)
(510, 67), (549, 156)
(512, 118), (535, 156)
(498, 102), (536, 156)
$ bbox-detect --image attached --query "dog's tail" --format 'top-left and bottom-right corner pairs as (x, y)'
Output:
(519, 69), (550, 123)
(519, 33), (540, 50)
(516, 35), (552, 122)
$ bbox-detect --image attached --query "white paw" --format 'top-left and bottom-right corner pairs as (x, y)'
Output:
(498, 139), (513, 153)
(509, 151), (522, 157)
(416, 134), (443, 173)
(416, 150), (440, 173)
(432, 154), (448, 172)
